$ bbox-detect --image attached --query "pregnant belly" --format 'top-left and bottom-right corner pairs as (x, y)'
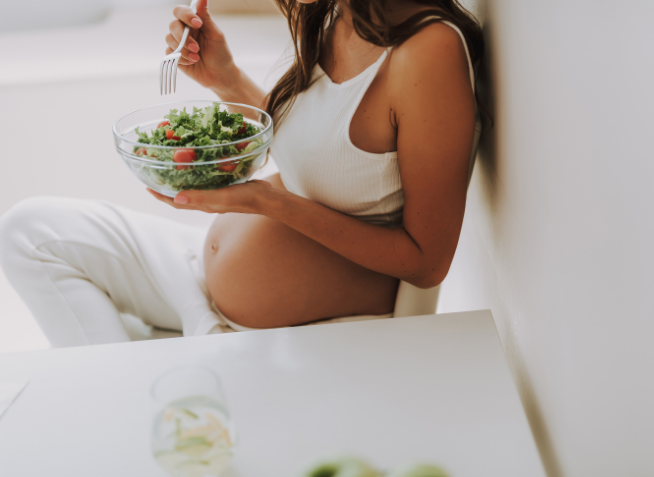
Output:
(203, 212), (398, 328)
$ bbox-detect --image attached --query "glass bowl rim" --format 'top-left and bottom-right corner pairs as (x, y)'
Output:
(112, 100), (273, 151)
(150, 365), (224, 404)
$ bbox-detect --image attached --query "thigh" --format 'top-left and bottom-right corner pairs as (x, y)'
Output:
(96, 201), (216, 332)
(17, 197), (209, 332)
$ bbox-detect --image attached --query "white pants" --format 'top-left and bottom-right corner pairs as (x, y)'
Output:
(0, 197), (392, 348)
(0, 197), (228, 347)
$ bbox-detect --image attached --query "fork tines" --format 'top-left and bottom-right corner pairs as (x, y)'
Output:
(160, 55), (181, 95)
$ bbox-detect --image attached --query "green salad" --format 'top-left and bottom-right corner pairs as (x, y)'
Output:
(132, 102), (264, 191)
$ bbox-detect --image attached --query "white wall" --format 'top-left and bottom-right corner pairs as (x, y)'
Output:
(0, 0), (278, 33)
(439, 1), (654, 476)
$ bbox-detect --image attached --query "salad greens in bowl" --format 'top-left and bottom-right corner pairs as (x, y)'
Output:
(113, 101), (273, 197)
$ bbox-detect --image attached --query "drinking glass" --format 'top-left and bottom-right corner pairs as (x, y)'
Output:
(151, 366), (235, 477)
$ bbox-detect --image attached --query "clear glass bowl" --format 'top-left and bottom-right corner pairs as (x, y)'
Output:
(113, 101), (273, 197)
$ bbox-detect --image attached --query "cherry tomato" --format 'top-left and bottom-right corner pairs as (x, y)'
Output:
(173, 149), (196, 170)
(218, 163), (238, 172)
(237, 121), (247, 135)
(135, 148), (148, 156)
(157, 120), (171, 129)
(166, 129), (181, 140)
(236, 141), (250, 151)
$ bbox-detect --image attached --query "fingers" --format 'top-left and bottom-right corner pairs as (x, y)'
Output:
(175, 191), (204, 206)
(147, 189), (212, 213)
(168, 19), (200, 52)
(180, 186), (256, 214)
(164, 47), (190, 66)
(170, 0), (223, 47)
(195, 0), (213, 25)
(192, 0), (224, 39)
(148, 184), (258, 214)
(147, 189), (181, 206)
(173, 4), (203, 29)
(164, 36), (199, 65)
(176, 190), (227, 210)
(164, 48), (194, 67)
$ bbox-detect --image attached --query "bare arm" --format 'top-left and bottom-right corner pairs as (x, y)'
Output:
(166, 0), (266, 108)
(152, 24), (476, 288)
(209, 68), (267, 110)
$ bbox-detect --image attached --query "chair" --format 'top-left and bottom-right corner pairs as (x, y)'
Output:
(392, 281), (441, 317)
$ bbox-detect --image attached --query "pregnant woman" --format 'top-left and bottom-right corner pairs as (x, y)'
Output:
(0, 0), (483, 346)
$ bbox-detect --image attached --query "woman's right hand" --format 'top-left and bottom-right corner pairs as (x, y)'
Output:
(165, 0), (238, 92)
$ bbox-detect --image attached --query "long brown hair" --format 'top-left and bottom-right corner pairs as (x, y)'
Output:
(266, 0), (484, 124)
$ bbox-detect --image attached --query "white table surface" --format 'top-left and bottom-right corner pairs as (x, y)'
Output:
(0, 311), (545, 477)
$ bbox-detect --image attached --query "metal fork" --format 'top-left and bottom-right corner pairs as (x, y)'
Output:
(160, 0), (199, 95)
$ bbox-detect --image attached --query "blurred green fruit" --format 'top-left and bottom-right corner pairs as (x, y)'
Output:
(304, 457), (382, 477)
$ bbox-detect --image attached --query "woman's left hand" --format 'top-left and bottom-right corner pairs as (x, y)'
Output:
(147, 179), (273, 215)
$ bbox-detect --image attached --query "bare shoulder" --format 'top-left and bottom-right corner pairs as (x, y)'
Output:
(387, 20), (476, 135)
(389, 22), (471, 87)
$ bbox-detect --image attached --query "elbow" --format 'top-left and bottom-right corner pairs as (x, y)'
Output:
(402, 267), (448, 289)
(405, 274), (444, 290)
(401, 257), (452, 289)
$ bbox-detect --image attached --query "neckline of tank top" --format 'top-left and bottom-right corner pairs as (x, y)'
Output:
(313, 14), (454, 88)
(314, 17), (476, 95)
(314, 48), (390, 89)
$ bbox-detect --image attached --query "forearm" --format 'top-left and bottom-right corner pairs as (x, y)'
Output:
(210, 67), (267, 110)
(151, 179), (452, 288)
(259, 188), (444, 288)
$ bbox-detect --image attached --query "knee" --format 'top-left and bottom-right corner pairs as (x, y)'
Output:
(0, 196), (76, 269)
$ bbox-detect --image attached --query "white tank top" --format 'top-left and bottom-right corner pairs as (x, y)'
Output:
(271, 19), (481, 228)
